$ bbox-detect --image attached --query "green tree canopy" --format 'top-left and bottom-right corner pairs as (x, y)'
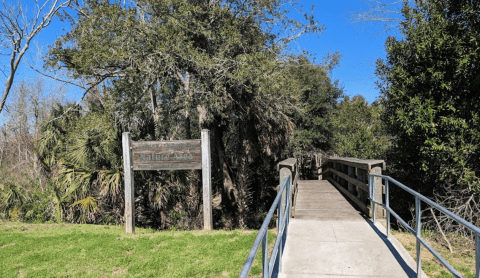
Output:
(377, 0), (480, 196)
(329, 95), (391, 159)
(287, 55), (343, 157)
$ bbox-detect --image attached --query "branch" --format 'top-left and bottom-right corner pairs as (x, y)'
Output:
(350, 0), (412, 33)
(27, 63), (90, 90)
(26, 62), (119, 123)
(45, 78), (105, 123)
(0, 0), (73, 115)
(430, 207), (453, 253)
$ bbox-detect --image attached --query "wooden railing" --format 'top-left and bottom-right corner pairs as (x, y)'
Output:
(321, 157), (386, 217)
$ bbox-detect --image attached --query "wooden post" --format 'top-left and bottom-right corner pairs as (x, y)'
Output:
(370, 166), (384, 218)
(278, 159), (295, 218)
(279, 167), (291, 220)
(122, 132), (135, 234)
(201, 129), (213, 230)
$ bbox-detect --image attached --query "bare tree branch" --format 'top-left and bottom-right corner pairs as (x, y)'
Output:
(28, 63), (91, 90)
(0, 0), (72, 115)
(351, 0), (412, 34)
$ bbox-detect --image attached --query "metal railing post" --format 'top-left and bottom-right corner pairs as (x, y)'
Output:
(476, 232), (479, 278)
(285, 176), (290, 240)
(371, 176), (376, 224)
(415, 197), (422, 278)
(277, 193), (283, 272)
(386, 179), (390, 238)
(262, 232), (268, 277)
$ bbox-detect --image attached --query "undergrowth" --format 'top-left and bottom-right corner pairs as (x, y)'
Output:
(391, 228), (476, 278)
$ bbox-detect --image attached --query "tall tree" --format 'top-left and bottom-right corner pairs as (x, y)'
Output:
(377, 0), (480, 232)
(287, 55), (343, 156)
(0, 79), (64, 222)
(45, 0), (332, 227)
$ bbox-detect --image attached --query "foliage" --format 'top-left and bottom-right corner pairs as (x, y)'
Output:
(0, 80), (64, 222)
(69, 196), (98, 223)
(40, 0), (339, 229)
(0, 0), (342, 230)
(0, 220), (276, 277)
(0, 181), (29, 219)
(377, 0), (480, 192)
(287, 55), (343, 157)
(377, 0), (480, 232)
(0, 177), (54, 223)
(36, 99), (207, 228)
(36, 102), (125, 224)
(329, 95), (391, 159)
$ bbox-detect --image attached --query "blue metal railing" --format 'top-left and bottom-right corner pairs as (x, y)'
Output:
(238, 174), (291, 278)
(369, 174), (480, 278)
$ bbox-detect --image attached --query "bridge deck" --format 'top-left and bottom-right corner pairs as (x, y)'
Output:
(294, 180), (365, 221)
(279, 180), (418, 278)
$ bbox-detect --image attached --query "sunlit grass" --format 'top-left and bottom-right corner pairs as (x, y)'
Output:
(0, 220), (274, 277)
(391, 229), (476, 278)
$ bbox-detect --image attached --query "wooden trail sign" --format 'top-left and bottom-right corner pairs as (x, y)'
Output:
(132, 140), (202, 171)
(122, 130), (212, 233)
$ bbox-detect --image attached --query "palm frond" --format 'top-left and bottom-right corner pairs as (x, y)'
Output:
(0, 182), (30, 213)
(70, 196), (98, 213)
(55, 163), (96, 202)
(99, 169), (122, 197)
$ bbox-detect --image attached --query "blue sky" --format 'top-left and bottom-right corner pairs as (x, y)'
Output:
(1, 0), (402, 122)
(292, 0), (400, 104)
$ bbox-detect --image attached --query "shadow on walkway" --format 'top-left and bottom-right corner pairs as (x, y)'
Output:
(363, 216), (417, 278)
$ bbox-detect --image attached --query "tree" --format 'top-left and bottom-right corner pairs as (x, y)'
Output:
(37, 101), (126, 224)
(377, 0), (480, 233)
(45, 0), (329, 228)
(50, 1), (322, 211)
(0, 79), (64, 221)
(287, 55), (343, 157)
(329, 95), (391, 159)
(0, 0), (72, 115)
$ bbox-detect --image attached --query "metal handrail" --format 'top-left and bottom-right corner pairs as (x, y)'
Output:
(369, 174), (480, 278)
(238, 174), (291, 278)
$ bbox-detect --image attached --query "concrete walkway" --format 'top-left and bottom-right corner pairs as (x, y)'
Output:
(278, 180), (420, 278)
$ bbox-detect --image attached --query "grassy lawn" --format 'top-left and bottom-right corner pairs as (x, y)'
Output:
(0, 220), (275, 277)
(391, 229), (477, 278)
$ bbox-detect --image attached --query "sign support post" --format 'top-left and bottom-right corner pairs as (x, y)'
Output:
(122, 132), (135, 234)
(201, 129), (212, 230)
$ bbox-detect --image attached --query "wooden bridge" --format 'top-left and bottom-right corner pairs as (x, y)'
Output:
(240, 157), (480, 278)
(239, 157), (433, 278)
(276, 158), (418, 278)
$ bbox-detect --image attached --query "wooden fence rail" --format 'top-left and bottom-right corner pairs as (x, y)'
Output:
(321, 157), (386, 217)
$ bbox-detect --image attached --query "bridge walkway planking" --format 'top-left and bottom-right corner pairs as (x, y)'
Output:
(278, 179), (420, 278)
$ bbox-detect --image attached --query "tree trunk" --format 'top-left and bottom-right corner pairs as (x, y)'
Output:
(197, 106), (237, 210)
(212, 122), (237, 210)
(149, 85), (160, 139)
(185, 110), (191, 140)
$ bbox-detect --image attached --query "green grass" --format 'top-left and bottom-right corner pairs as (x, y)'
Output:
(0, 220), (274, 277)
(391, 229), (477, 278)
